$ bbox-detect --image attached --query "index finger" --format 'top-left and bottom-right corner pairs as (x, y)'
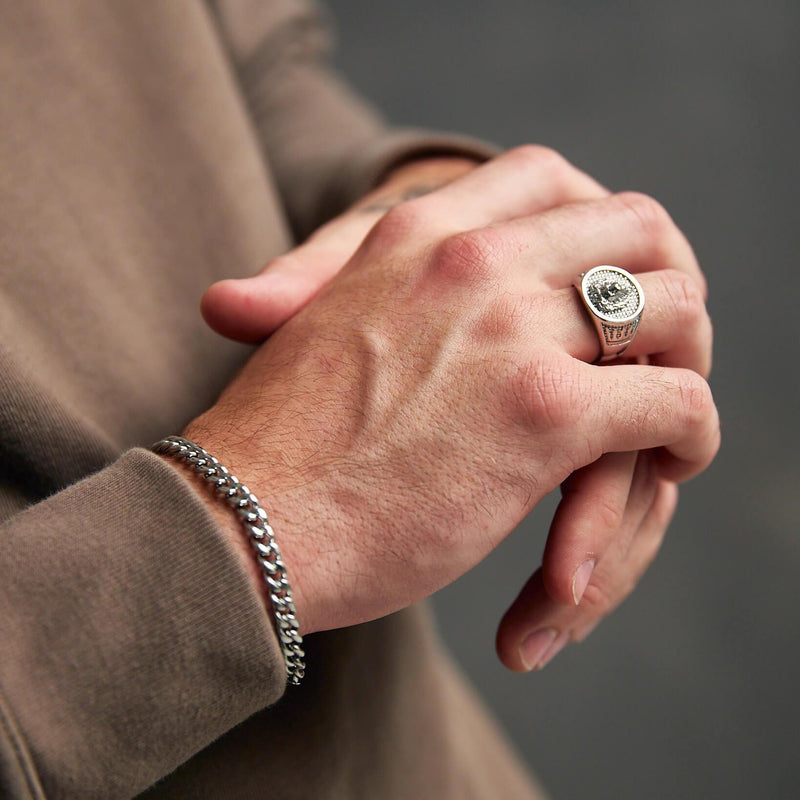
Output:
(571, 360), (720, 482)
(500, 192), (708, 298)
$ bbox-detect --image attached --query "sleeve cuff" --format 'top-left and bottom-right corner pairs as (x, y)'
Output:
(321, 127), (502, 220)
(0, 448), (285, 798)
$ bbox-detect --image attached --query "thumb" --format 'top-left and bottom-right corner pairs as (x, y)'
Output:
(201, 212), (379, 343)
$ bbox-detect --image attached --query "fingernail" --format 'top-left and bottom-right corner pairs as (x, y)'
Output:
(572, 558), (596, 605)
(520, 628), (558, 671)
(538, 634), (569, 669)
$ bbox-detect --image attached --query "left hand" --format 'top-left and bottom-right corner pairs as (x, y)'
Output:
(200, 146), (711, 672)
(201, 157), (481, 343)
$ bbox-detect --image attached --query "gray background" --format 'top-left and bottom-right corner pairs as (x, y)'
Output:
(328, 1), (800, 798)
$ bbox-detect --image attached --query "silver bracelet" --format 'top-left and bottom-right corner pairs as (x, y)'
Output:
(151, 435), (305, 685)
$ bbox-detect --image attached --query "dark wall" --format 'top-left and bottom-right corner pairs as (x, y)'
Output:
(327, 1), (800, 797)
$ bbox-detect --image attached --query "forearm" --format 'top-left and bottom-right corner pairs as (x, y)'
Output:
(350, 156), (480, 213)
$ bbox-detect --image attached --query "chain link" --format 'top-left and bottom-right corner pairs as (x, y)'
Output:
(151, 435), (305, 685)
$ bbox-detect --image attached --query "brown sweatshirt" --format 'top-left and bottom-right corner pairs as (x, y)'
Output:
(0, 1), (544, 798)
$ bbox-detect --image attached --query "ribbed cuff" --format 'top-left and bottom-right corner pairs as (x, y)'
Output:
(0, 448), (285, 799)
(323, 127), (501, 216)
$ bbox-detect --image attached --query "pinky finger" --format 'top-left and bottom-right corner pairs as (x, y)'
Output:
(570, 479), (678, 642)
(495, 479), (678, 672)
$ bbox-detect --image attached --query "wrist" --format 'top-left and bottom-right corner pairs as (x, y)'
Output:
(154, 434), (307, 683)
(178, 416), (320, 634)
(155, 448), (275, 618)
(351, 156), (478, 214)
(380, 155), (479, 186)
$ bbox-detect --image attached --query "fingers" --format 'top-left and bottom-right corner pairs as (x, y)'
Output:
(202, 213), (380, 342)
(210, 176), (705, 345)
(203, 145), (609, 343)
(504, 191), (706, 297)
(201, 257), (319, 344)
(514, 355), (719, 483)
(572, 478), (678, 641)
(428, 144), (608, 229)
(540, 451), (641, 606)
(496, 470), (678, 673)
(575, 360), (720, 482)
(546, 268), (713, 376)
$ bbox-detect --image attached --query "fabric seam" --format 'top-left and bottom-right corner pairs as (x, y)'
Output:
(0, 686), (45, 800)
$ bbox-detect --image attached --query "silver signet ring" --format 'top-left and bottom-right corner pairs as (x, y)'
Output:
(574, 265), (645, 362)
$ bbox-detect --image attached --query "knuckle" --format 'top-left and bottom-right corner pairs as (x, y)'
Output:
(431, 228), (504, 285)
(615, 191), (674, 247)
(471, 294), (534, 343)
(591, 495), (626, 534)
(370, 198), (435, 246)
(666, 270), (705, 320)
(513, 353), (587, 430)
(656, 270), (714, 377)
(676, 370), (714, 427)
(579, 579), (617, 617)
(504, 143), (568, 175)
(661, 269), (707, 333)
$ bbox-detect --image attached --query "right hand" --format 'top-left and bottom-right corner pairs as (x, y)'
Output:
(184, 147), (719, 655)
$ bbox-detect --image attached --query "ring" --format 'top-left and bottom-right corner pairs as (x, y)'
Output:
(575, 265), (645, 362)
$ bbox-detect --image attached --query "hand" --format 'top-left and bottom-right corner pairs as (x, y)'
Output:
(184, 148), (719, 664)
(201, 145), (713, 670)
(201, 157), (481, 343)
(201, 147), (646, 661)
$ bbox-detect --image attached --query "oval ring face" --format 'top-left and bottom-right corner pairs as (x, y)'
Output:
(581, 266), (644, 323)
